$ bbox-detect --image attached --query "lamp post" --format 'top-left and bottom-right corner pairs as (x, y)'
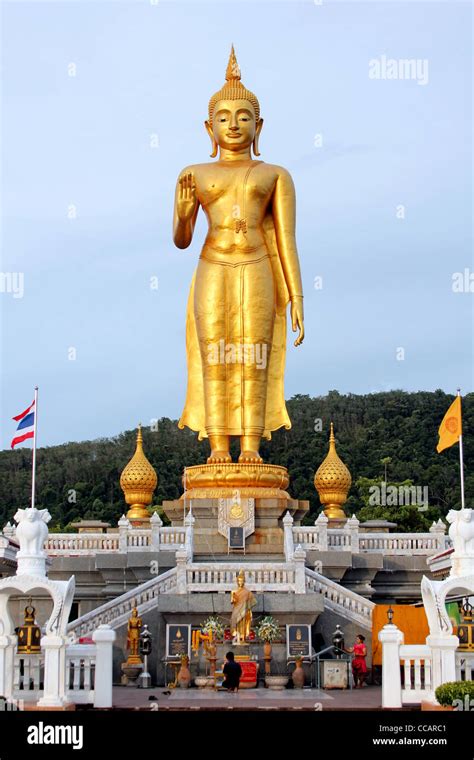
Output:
(138, 624), (152, 688)
(332, 624), (345, 659)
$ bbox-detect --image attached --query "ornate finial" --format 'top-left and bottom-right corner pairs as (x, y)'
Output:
(208, 46), (260, 125)
(314, 422), (352, 521)
(120, 425), (158, 523)
(225, 44), (241, 81)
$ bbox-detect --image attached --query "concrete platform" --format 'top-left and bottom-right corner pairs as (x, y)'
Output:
(109, 685), (388, 711)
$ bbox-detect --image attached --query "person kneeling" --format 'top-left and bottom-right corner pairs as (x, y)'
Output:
(222, 651), (242, 692)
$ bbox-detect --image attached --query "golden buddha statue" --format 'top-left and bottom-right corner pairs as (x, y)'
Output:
(175, 46), (304, 466)
(230, 569), (256, 644)
(126, 606), (142, 664)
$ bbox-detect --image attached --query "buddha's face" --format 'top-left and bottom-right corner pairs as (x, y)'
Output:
(208, 99), (262, 152)
(237, 575), (244, 588)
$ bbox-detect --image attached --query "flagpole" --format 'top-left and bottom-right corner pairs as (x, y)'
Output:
(31, 386), (38, 509)
(457, 388), (465, 509)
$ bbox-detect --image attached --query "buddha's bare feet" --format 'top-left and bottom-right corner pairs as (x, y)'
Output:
(239, 434), (262, 464)
(207, 434), (230, 464)
(207, 451), (232, 464)
(238, 450), (263, 464)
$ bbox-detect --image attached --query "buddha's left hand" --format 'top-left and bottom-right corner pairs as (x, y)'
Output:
(291, 297), (304, 347)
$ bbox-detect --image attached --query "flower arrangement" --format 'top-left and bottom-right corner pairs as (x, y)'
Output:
(201, 615), (225, 640)
(255, 616), (280, 643)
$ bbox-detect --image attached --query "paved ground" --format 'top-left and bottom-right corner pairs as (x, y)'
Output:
(110, 684), (388, 711)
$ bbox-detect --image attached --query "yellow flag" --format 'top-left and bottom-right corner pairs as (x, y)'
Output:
(436, 396), (462, 453)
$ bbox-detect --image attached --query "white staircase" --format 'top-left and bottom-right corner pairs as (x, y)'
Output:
(305, 567), (374, 630)
(68, 562), (374, 639)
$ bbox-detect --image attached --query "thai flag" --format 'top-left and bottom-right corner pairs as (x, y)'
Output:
(11, 399), (35, 449)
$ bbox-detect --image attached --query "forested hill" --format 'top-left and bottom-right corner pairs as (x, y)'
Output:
(0, 390), (472, 532)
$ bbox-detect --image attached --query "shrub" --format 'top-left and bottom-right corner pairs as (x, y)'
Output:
(435, 681), (474, 707)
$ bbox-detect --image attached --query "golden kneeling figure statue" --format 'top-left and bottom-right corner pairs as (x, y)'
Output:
(174, 46), (304, 477)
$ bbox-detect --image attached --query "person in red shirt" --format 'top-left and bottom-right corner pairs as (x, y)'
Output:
(346, 634), (368, 688)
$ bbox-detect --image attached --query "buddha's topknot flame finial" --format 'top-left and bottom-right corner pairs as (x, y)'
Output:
(208, 45), (260, 125)
(225, 44), (241, 82)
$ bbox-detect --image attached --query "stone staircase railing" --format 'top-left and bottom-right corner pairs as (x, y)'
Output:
(305, 567), (375, 630)
(67, 567), (178, 638)
(69, 552), (374, 640)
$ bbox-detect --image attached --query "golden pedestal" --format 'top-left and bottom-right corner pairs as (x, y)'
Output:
(182, 462), (290, 500)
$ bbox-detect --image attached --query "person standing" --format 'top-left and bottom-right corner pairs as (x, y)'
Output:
(346, 634), (368, 688)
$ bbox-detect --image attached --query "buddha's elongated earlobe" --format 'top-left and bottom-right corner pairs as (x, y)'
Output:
(205, 120), (218, 158)
(252, 118), (264, 157)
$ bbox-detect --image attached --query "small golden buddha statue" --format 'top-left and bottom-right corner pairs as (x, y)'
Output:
(126, 606), (142, 664)
(230, 569), (256, 644)
(174, 46), (304, 465)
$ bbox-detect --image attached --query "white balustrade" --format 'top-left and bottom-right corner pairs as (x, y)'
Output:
(13, 654), (43, 701)
(126, 531), (151, 549)
(358, 533), (447, 555)
(305, 567), (374, 629)
(45, 533), (120, 554)
(455, 652), (474, 682)
(400, 644), (433, 703)
(67, 567), (178, 637)
(185, 562), (298, 593)
(292, 527), (322, 547)
(65, 644), (96, 704)
(291, 527), (449, 556)
(43, 525), (188, 556)
(159, 527), (186, 547)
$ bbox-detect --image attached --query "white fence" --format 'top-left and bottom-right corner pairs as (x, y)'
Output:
(378, 623), (462, 708)
(290, 518), (449, 556)
(456, 652), (474, 682)
(3, 511), (449, 561)
(10, 632), (113, 708)
(68, 555), (374, 640)
(305, 567), (374, 630)
(68, 567), (179, 638)
(400, 645), (433, 704)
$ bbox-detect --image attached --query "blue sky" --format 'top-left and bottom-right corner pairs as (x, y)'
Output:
(1, 0), (472, 449)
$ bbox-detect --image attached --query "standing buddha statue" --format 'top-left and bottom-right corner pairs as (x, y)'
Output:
(174, 46), (304, 467)
(230, 569), (256, 644)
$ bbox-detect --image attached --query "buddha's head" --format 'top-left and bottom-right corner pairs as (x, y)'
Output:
(206, 46), (263, 158)
(237, 569), (245, 588)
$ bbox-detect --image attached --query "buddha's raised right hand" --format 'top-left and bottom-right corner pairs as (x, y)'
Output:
(177, 171), (198, 223)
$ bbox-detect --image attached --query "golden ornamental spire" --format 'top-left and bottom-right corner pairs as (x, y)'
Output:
(208, 45), (260, 125)
(120, 424), (158, 522)
(225, 44), (241, 81)
(314, 422), (352, 521)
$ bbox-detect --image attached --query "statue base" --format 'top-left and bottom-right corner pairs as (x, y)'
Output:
(182, 462), (290, 500)
(121, 661), (143, 685)
(163, 494), (309, 557)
